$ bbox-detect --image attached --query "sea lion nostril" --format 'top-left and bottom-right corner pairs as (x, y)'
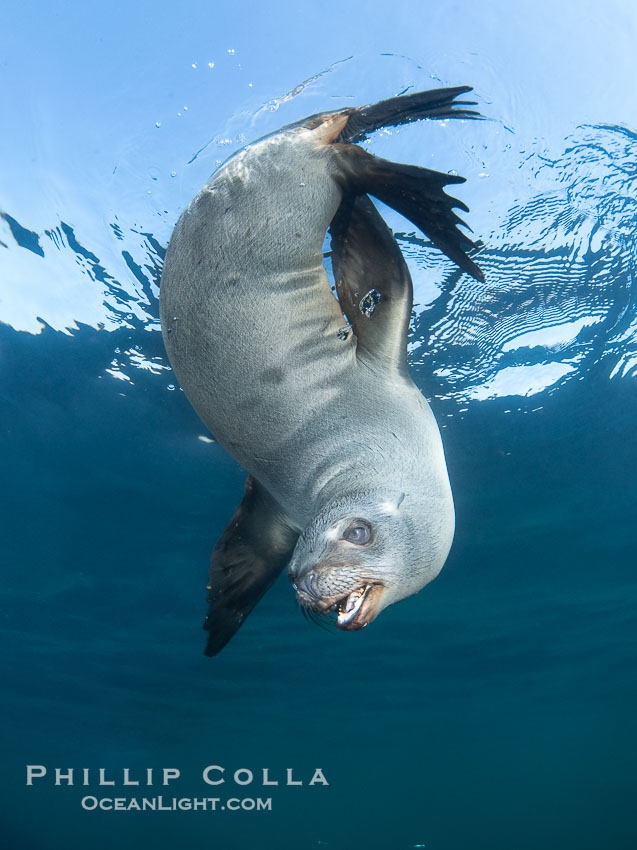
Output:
(294, 573), (318, 599)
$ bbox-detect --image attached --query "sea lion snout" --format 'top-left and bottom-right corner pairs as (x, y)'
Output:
(292, 571), (324, 605)
(290, 564), (347, 610)
(291, 561), (386, 629)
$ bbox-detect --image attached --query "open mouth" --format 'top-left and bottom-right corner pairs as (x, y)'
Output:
(326, 583), (384, 631)
(293, 573), (385, 631)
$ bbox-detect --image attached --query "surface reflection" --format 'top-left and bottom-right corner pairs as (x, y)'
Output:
(1, 124), (636, 406)
(409, 123), (637, 401)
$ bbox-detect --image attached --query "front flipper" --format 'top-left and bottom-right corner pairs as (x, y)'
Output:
(204, 476), (299, 656)
(330, 195), (413, 380)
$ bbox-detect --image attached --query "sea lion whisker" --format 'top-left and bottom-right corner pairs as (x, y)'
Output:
(300, 605), (334, 633)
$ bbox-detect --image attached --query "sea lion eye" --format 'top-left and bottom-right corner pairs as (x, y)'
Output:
(342, 520), (372, 545)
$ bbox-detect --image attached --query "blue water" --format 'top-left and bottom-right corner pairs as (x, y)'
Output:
(2, 2), (637, 848)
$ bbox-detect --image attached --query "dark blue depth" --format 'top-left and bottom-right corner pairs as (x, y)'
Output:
(1, 318), (635, 850)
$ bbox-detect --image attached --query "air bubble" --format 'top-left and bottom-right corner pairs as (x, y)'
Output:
(359, 289), (382, 318)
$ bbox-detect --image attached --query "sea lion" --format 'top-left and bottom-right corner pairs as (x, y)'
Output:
(159, 86), (484, 654)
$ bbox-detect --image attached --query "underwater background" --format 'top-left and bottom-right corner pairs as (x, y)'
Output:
(2, 1), (636, 848)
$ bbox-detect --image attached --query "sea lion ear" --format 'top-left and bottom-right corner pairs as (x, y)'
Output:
(330, 195), (414, 380)
(203, 477), (299, 656)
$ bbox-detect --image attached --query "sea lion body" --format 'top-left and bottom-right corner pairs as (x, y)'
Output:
(160, 88), (483, 653)
(161, 125), (447, 524)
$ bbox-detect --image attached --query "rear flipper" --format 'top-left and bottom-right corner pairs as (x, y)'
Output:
(330, 195), (413, 379)
(203, 476), (299, 656)
(334, 145), (484, 282)
(337, 85), (483, 144)
(308, 85), (485, 281)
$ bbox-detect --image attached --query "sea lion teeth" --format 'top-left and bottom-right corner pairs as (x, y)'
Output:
(336, 585), (371, 626)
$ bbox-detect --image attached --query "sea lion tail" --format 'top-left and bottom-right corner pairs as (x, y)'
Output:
(337, 85), (483, 144)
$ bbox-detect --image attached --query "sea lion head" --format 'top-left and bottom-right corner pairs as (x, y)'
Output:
(288, 488), (454, 630)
